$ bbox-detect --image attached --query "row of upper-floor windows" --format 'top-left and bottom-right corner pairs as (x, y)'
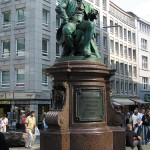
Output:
(139, 22), (150, 35)
(110, 39), (137, 61)
(111, 79), (137, 96)
(0, 8), (50, 29)
(0, 69), (49, 88)
(0, 38), (51, 58)
(110, 20), (136, 44)
(110, 61), (137, 78)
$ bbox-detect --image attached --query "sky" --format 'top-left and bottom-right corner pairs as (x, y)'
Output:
(111, 0), (150, 22)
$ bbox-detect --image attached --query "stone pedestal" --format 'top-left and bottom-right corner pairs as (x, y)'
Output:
(41, 60), (125, 150)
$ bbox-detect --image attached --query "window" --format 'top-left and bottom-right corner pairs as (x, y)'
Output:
(16, 38), (25, 56)
(95, 13), (100, 26)
(134, 83), (137, 95)
(115, 42), (119, 55)
(16, 69), (25, 87)
(103, 36), (107, 49)
(120, 80), (124, 94)
(43, 9), (49, 26)
(124, 28), (127, 41)
(111, 60), (114, 69)
(2, 40), (10, 58)
(141, 38), (147, 50)
(104, 55), (108, 67)
(103, 16), (107, 27)
(119, 26), (123, 39)
(128, 31), (131, 42)
(56, 15), (61, 29)
(110, 20), (113, 34)
(120, 44), (123, 57)
(133, 66), (137, 77)
(120, 63), (124, 76)
(128, 48), (132, 60)
(1, 0), (11, 3)
(129, 65), (132, 77)
(1, 71), (10, 87)
(116, 61), (119, 74)
(133, 50), (136, 62)
(124, 46), (127, 58)
(56, 43), (60, 58)
(129, 83), (133, 95)
(95, 0), (99, 6)
(110, 39), (114, 53)
(17, 8), (25, 24)
(96, 33), (100, 46)
(116, 80), (119, 94)
(132, 33), (136, 44)
(115, 23), (118, 36)
(3, 11), (11, 28)
(42, 38), (48, 57)
(142, 56), (148, 69)
(142, 77), (148, 90)
(125, 81), (128, 94)
(42, 71), (48, 87)
(125, 64), (128, 76)
(103, 0), (107, 10)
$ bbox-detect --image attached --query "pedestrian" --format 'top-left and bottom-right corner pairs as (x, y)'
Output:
(1, 114), (8, 132)
(126, 124), (143, 150)
(42, 113), (48, 130)
(21, 114), (26, 133)
(125, 112), (131, 126)
(0, 132), (9, 150)
(142, 109), (150, 145)
(137, 109), (145, 136)
(132, 110), (138, 133)
(25, 111), (36, 149)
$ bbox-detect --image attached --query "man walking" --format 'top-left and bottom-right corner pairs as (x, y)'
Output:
(25, 111), (36, 148)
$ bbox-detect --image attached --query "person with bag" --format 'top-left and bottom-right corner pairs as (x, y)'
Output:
(142, 109), (150, 145)
(25, 111), (36, 148)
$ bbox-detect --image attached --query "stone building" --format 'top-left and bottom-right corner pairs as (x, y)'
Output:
(108, 1), (139, 108)
(0, 0), (56, 127)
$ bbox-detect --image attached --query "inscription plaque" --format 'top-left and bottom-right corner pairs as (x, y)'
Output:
(74, 87), (104, 122)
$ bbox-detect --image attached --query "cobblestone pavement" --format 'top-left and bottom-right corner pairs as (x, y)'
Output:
(9, 135), (150, 150)
(9, 144), (150, 150)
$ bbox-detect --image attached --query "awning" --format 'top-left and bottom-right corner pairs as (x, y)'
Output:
(112, 98), (135, 106)
(111, 101), (121, 106)
(130, 99), (149, 104)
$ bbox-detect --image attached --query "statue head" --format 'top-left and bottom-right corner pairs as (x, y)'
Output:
(76, 0), (82, 3)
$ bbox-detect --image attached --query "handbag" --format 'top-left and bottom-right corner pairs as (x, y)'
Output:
(34, 127), (40, 136)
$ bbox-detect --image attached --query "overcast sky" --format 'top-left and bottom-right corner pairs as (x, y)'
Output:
(111, 0), (150, 22)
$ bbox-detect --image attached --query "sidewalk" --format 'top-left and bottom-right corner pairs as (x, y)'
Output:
(10, 135), (40, 150)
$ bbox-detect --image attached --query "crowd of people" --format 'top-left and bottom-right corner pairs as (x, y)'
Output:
(125, 108), (150, 150)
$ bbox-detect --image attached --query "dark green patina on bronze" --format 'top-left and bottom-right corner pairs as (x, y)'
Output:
(56, 0), (102, 61)
(74, 87), (104, 122)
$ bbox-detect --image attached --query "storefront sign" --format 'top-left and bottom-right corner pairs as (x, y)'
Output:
(144, 94), (150, 102)
(0, 101), (10, 104)
(74, 87), (104, 122)
(14, 93), (36, 99)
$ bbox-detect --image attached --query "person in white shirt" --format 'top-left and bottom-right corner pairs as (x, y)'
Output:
(132, 110), (138, 132)
(1, 114), (8, 132)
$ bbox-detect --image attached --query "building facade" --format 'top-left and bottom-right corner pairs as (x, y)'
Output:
(135, 18), (150, 102)
(108, 2), (139, 107)
(0, 0), (56, 126)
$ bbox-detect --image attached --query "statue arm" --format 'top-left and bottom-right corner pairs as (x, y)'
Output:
(56, 0), (69, 22)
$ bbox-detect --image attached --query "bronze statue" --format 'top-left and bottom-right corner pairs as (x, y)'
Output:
(56, 0), (101, 58)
